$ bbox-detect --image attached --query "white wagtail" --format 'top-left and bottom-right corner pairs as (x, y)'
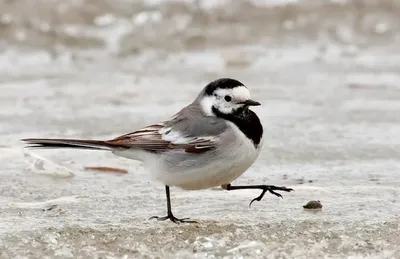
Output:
(22, 78), (293, 223)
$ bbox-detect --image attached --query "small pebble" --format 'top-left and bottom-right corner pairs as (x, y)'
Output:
(43, 204), (58, 211)
(303, 200), (322, 209)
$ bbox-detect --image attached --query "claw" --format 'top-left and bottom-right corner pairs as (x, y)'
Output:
(249, 198), (258, 208)
(149, 215), (198, 224)
(270, 190), (283, 198)
(248, 186), (294, 207)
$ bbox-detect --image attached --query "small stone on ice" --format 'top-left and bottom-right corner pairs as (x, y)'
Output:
(42, 204), (58, 211)
(303, 200), (322, 209)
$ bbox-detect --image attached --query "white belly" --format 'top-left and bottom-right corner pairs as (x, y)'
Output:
(153, 122), (263, 190)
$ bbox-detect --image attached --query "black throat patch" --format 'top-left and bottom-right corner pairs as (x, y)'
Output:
(212, 106), (263, 148)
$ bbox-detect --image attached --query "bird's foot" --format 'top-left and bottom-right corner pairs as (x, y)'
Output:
(223, 183), (294, 207)
(149, 214), (198, 224)
(250, 185), (294, 207)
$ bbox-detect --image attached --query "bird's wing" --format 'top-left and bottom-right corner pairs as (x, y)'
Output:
(107, 121), (219, 154)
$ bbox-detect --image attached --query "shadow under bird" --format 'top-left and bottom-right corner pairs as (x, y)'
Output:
(22, 78), (293, 223)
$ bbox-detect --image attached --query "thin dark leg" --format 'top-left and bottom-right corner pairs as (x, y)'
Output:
(149, 185), (197, 224)
(223, 183), (294, 207)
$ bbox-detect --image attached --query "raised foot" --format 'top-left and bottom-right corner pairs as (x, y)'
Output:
(250, 185), (294, 207)
(149, 214), (198, 224)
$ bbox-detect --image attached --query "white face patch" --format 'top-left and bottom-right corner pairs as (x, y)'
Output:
(200, 96), (215, 116)
(231, 86), (251, 102)
(199, 85), (252, 116)
(213, 87), (250, 102)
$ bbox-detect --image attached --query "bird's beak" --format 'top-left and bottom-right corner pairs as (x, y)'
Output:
(241, 99), (261, 106)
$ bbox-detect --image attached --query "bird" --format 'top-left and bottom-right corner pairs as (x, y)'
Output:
(22, 78), (293, 223)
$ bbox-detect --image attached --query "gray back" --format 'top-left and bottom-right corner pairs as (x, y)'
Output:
(165, 100), (227, 138)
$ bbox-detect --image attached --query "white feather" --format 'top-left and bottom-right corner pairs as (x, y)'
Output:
(161, 130), (188, 144)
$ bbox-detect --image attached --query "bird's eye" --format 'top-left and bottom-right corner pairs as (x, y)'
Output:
(224, 95), (232, 102)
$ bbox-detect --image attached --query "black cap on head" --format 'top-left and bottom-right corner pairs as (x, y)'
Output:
(204, 78), (246, 95)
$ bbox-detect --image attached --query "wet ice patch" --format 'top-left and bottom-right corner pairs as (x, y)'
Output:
(227, 240), (265, 253)
(23, 150), (75, 178)
(4, 195), (86, 209)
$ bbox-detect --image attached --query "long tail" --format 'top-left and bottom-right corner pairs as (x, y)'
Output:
(22, 138), (115, 150)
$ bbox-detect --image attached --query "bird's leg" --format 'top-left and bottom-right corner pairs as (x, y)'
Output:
(222, 183), (294, 207)
(149, 185), (197, 224)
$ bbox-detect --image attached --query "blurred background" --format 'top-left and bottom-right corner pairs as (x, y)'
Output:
(1, 0), (400, 258)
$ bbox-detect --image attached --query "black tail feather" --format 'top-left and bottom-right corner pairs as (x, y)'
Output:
(21, 138), (113, 151)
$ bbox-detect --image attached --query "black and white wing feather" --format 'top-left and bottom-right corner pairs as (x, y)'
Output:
(22, 105), (227, 154)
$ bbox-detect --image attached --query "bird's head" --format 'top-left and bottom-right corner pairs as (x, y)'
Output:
(198, 78), (260, 116)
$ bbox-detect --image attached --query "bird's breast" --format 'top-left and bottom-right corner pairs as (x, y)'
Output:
(220, 121), (262, 171)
